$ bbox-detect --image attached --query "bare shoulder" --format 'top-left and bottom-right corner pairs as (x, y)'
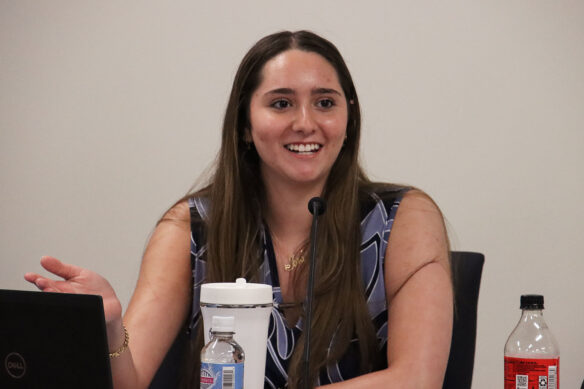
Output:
(385, 189), (450, 298)
(159, 200), (191, 226)
(398, 188), (444, 217)
(140, 200), (192, 268)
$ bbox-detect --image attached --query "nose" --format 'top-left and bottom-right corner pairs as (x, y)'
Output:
(291, 105), (317, 134)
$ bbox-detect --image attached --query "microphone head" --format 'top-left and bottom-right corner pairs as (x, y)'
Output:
(308, 197), (326, 216)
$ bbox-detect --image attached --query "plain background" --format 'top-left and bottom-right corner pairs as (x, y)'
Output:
(1, 1), (583, 387)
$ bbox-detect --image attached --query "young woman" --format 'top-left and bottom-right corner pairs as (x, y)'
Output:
(25, 31), (452, 388)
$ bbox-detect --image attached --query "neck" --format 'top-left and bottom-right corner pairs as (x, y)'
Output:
(263, 179), (323, 243)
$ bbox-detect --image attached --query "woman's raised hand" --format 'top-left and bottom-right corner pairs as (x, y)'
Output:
(24, 256), (122, 323)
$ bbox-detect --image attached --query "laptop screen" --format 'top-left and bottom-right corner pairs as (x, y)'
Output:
(0, 289), (113, 389)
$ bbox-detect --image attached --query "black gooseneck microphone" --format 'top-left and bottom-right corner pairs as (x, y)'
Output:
(302, 197), (326, 389)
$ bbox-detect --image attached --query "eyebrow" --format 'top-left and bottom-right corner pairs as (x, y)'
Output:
(265, 87), (342, 96)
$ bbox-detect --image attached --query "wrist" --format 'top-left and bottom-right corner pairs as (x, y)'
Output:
(107, 318), (127, 355)
(109, 323), (129, 358)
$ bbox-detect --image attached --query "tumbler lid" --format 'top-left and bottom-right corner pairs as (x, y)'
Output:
(520, 294), (544, 310)
(200, 278), (273, 305)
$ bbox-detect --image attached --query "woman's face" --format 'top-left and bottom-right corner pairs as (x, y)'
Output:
(248, 49), (348, 192)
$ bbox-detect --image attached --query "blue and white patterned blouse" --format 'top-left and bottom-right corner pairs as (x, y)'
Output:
(187, 188), (405, 387)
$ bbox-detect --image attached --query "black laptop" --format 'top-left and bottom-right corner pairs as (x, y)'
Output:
(0, 289), (113, 388)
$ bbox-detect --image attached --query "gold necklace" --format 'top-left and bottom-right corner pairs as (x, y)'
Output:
(271, 231), (308, 272)
(284, 247), (306, 272)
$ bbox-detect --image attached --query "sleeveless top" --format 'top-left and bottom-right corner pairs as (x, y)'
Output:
(187, 189), (405, 388)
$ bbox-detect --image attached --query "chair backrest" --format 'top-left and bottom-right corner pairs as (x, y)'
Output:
(149, 328), (189, 389)
(442, 251), (485, 389)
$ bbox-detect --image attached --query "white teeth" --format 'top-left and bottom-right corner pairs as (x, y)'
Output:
(285, 143), (321, 153)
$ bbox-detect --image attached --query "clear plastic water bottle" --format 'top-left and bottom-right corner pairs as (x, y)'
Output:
(504, 295), (559, 389)
(200, 315), (245, 389)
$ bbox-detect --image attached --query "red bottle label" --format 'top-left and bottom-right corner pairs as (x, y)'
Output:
(504, 356), (559, 389)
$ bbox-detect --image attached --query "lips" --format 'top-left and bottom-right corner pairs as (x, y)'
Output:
(284, 143), (322, 153)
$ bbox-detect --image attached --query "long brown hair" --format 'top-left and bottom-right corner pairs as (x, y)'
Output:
(179, 30), (393, 388)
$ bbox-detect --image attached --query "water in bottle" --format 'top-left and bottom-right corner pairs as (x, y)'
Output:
(200, 315), (245, 389)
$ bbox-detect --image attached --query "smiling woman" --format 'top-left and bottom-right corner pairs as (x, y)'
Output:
(25, 30), (452, 389)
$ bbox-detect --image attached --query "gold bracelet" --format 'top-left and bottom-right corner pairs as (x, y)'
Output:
(109, 324), (129, 359)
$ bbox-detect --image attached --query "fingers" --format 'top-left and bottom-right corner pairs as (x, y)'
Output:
(24, 273), (54, 292)
(24, 272), (39, 283)
(40, 256), (84, 280)
(24, 272), (42, 289)
(25, 256), (85, 293)
(24, 272), (76, 293)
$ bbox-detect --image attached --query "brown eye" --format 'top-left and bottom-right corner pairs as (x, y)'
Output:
(317, 99), (334, 108)
(271, 99), (291, 109)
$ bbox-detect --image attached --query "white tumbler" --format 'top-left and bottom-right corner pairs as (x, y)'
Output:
(200, 278), (273, 389)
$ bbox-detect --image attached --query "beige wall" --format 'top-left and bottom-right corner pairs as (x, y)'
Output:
(1, 1), (583, 387)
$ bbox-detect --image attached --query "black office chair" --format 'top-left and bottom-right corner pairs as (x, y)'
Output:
(442, 251), (485, 389)
(149, 328), (190, 389)
(150, 251), (485, 389)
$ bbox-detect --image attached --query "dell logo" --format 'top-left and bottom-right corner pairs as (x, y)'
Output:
(4, 352), (26, 379)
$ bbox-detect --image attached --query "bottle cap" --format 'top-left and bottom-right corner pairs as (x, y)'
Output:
(520, 294), (544, 310)
(200, 278), (273, 305)
(211, 315), (235, 332)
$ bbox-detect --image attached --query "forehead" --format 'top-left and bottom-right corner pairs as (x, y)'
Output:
(256, 49), (342, 91)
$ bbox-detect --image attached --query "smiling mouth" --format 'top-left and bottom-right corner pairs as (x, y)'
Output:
(285, 143), (322, 154)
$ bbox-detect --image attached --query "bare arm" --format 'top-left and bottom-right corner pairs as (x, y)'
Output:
(116, 201), (192, 388)
(25, 201), (192, 389)
(321, 190), (453, 388)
